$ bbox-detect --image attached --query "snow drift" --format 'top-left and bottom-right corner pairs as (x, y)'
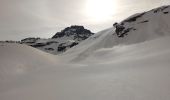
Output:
(0, 43), (58, 78)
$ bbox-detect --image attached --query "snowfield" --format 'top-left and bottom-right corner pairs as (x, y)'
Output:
(1, 36), (170, 100)
(1, 5), (170, 100)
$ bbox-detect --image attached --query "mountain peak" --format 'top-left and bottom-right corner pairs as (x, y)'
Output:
(52, 25), (94, 40)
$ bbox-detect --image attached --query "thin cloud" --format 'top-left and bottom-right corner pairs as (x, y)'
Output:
(0, 0), (170, 40)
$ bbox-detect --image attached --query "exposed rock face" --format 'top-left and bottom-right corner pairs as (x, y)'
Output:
(21, 38), (40, 44)
(52, 25), (94, 41)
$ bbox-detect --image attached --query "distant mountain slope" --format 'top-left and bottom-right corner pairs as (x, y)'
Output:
(21, 25), (94, 54)
(62, 5), (170, 61)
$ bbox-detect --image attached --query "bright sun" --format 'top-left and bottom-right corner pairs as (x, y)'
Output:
(85, 0), (117, 22)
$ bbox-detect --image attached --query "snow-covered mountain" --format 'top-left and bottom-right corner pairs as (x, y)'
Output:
(62, 5), (170, 62)
(21, 25), (94, 54)
(1, 5), (170, 100)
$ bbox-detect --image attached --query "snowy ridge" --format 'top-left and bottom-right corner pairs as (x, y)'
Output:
(62, 5), (170, 62)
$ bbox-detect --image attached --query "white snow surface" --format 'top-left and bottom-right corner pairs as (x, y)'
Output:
(1, 5), (170, 100)
(0, 43), (59, 79)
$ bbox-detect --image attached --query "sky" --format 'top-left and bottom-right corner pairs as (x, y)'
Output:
(0, 0), (170, 40)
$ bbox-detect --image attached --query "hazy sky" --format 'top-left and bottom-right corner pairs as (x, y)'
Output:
(0, 0), (170, 40)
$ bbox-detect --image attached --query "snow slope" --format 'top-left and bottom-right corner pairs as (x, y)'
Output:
(1, 5), (170, 100)
(0, 43), (59, 79)
(62, 5), (170, 62)
(1, 35), (170, 100)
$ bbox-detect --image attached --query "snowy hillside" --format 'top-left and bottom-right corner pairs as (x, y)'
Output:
(21, 25), (94, 55)
(62, 5), (170, 62)
(0, 43), (59, 79)
(1, 5), (170, 100)
(1, 31), (170, 100)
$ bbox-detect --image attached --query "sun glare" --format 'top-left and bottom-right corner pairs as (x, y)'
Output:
(85, 0), (117, 22)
